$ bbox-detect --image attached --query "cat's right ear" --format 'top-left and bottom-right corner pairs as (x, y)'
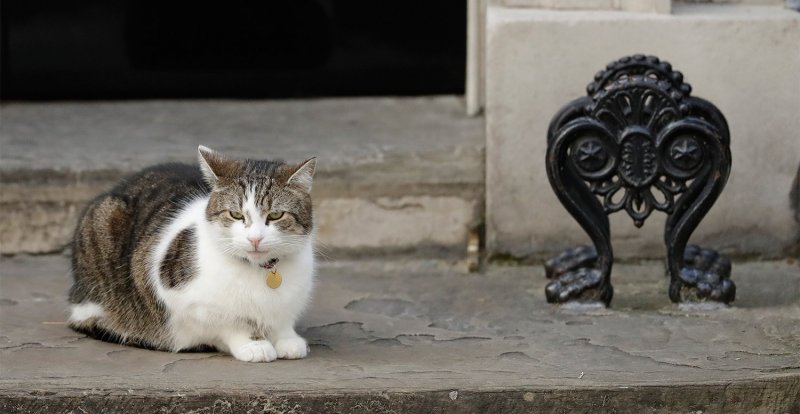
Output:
(198, 145), (229, 187)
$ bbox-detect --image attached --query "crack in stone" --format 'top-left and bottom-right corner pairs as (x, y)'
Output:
(394, 334), (491, 345)
(302, 321), (368, 333)
(105, 349), (130, 358)
(565, 320), (594, 326)
(723, 350), (796, 357)
(473, 369), (519, 374)
(0, 342), (42, 350)
(437, 336), (491, 343)
(63, 336), (93, 345)
(0, 342), (77, 351)
(567, 338), (705, 370)
(390, 370), (458, 375)
(302, 321), (373, 345)
(499, 351), (539, 362)
(395, 334), (435, 341)
(427, 319), (476, 332)
(161, 355), (220, 373)
(371, 200), (425, 211)
(758, 366), (800, 373)
(308, 342), (332, 351)
(368, 338), (406, 347)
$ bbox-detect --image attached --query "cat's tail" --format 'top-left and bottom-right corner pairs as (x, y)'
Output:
(67, 302), (212, 352)
(67, 302), (156, 350)
(66, 302), (125, 343)
(67, 302), (105, 332)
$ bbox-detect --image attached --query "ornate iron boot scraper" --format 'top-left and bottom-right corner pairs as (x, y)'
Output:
(544, 54), (735, 307)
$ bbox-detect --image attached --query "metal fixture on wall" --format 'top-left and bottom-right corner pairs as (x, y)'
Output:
(543, 54), (735, 307)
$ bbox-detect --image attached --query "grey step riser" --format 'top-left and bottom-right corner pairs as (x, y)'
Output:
(0, 169), (483, 257)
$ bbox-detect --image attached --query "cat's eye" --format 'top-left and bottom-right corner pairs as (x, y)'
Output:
(228, 211), (244, 220)
(267, 211), (284, 221)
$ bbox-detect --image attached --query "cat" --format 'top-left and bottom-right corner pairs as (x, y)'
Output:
(67, 145), (316, 362)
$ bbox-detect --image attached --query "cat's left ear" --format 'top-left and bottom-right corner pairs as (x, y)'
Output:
(198, 145), (234, 187)
(287, 158), (316, 193)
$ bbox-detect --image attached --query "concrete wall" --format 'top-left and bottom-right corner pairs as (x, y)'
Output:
(485, 3), (800, 259)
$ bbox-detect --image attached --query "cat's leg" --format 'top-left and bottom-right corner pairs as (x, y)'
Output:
(217, 331), (278, 363)
(271, 324), (309, 360)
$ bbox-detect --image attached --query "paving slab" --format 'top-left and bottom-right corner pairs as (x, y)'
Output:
(0, 98), (484, 256)
(1, 255), (798, 413)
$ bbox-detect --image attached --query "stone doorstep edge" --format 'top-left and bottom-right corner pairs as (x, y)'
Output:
(1, 375), (798, 413)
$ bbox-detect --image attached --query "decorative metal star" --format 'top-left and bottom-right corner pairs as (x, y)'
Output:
(672, 138), (699, 162)
(579, 142), (603, 162)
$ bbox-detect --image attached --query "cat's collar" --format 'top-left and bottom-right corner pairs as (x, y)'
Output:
(239, 256), (279, 269)
(258, 257), (279, 269)
(241, 257), (282, 288)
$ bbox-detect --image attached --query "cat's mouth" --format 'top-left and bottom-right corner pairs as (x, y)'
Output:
(247, 250), (270, 255)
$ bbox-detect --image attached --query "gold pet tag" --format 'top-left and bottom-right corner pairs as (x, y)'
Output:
(266, 270), (282, 289)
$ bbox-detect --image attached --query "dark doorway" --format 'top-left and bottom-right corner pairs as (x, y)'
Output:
(1, 0), (466, 100)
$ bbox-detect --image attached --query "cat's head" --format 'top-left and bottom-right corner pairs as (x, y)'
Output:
(197, 145), (315, 263)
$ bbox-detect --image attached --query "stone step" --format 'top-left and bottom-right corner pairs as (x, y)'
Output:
(1, 254), (799, 412)
(0, 97), (484, 257)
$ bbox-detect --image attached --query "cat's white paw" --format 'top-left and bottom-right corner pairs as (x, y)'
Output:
(275, 336), (309, 360)
(232, 340), (278, 363)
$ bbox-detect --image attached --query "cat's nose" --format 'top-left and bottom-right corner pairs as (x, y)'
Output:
(247, 236), (263, 250)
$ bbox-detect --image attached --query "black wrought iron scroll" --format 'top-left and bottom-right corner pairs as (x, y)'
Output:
(544, 55), (735, 307)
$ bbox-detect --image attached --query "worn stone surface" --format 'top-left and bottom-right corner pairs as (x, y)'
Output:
(0, 98), (484, 256)
(1, 255), (798, 412)
(316, 196), (479, 254)
(485, 4), (800, 260)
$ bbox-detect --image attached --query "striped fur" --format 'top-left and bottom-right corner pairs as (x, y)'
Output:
(68, 146), (316, 362)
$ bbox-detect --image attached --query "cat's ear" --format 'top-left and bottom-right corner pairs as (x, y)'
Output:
(198, 145), (231, 186)
(287, 157), (316, 193)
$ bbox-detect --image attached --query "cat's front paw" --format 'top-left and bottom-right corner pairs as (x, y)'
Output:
(232, 340), (278, 363)
(275, 336), (309, 360)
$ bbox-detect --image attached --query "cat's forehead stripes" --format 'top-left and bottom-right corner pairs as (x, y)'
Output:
(251, 177), (274, 210)
(243, 186), (263, 225)
(258, 179), (273, 208)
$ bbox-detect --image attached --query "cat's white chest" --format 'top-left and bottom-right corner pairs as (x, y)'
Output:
(194, 264), (276, 318)
(148, 198), (315, 352)
(162, 245), (314, 351)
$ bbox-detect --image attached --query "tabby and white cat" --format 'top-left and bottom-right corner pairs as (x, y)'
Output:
(68, 146), (316, 362)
